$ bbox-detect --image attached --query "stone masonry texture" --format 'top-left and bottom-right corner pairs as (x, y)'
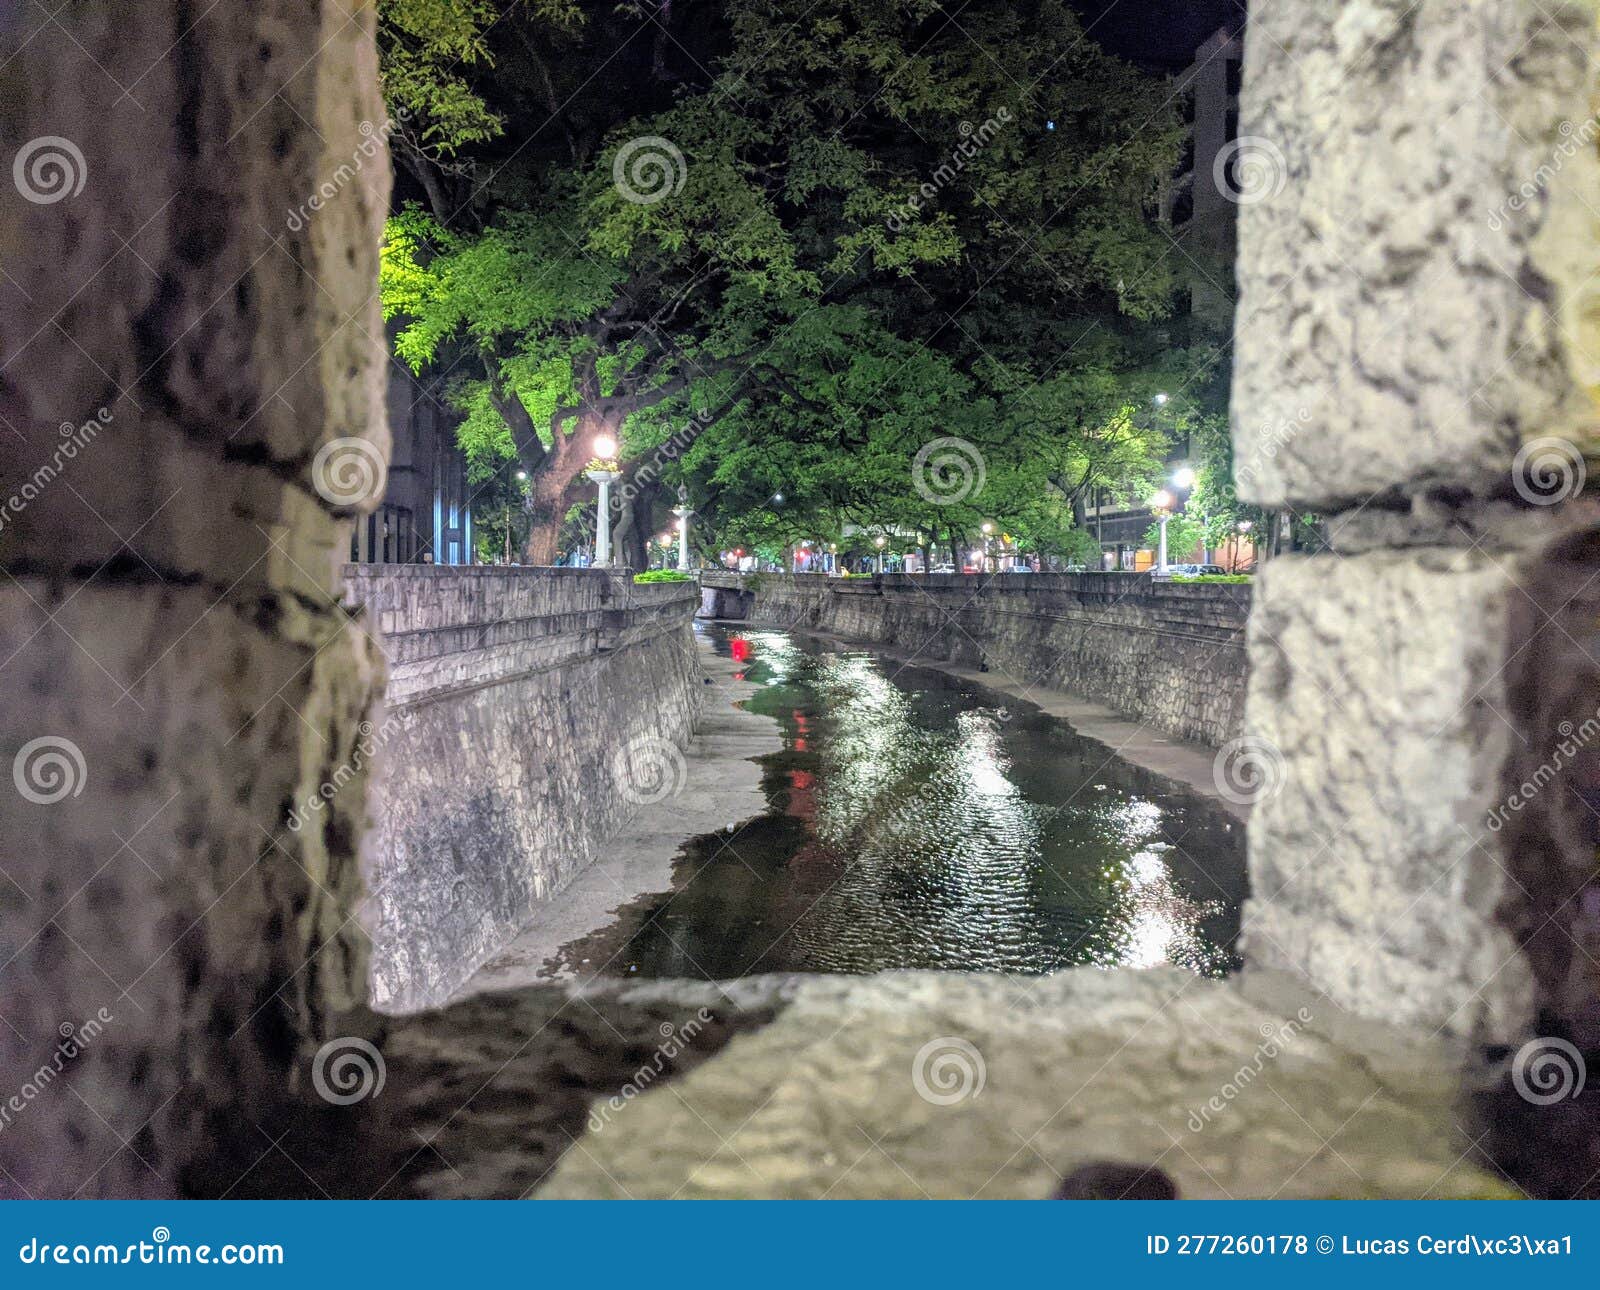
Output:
(344, 567), (703, 1012)
(1232, 0), (1600, 1040)
(0, 2), (388, 1197)
(726, 572), (1248, 748)
(1233, 0), (1600, 509)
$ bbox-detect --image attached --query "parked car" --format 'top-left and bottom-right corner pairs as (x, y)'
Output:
(1154, 563), (1230, 578)
(930, 562), (957, 574)
(1006, 564), (1032, 573)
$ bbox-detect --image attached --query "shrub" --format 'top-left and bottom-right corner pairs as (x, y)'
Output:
(633, 569), (693, 583)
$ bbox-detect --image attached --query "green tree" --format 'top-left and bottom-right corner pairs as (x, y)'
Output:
(380, 0), (1187, 564)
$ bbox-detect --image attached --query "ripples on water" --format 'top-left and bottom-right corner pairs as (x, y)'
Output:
(552, 628), (1247, 980)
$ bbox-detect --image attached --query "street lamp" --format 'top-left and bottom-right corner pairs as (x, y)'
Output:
(1153, 392), (1170, 406)
(1172, 466), (1196, 490)
(1150, 489), (1175, 574)
(671, 485), (695, 572)
(504, 463), (528, 565)
(586, 434), (621, 567)
(874, 533), (887, 573)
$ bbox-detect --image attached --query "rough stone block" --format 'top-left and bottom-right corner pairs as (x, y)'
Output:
(1242, 550), (1541, 1038)
(1233, 0), (1600, 508)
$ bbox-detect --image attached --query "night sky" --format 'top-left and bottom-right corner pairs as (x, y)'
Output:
(1068, 0), (1247, 67)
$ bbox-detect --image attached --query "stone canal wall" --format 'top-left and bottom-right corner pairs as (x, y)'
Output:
(342, 566), (701, 1011)
(720, 572), (1249, 748)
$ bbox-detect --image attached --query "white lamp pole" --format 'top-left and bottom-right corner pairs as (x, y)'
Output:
(1151, 489), (1175, 574)
(587, 471), (620, 566)
(673, 486), (693, 572)
(674, 509), (692, 571)
(587, 433), (620, 568)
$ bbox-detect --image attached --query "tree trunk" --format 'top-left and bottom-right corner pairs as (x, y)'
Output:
(614, 496), (645, 571)
(522, 482), (568, 565)
(616, 472), (663, 572)
(505, 405), (618, 566)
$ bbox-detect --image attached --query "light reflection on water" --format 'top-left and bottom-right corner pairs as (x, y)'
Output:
(552, 628), (1247, 980)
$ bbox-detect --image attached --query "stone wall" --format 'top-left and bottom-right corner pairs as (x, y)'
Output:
(342, 567), (701, 1012)
(0, 2), (389, 1197)
(724, 572), (1249, 748)
(1233, 0), (1600, 1041)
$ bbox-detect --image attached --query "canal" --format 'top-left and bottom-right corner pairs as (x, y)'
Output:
(547, 627), (1247, 981)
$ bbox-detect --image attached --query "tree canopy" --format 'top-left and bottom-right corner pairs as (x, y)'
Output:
(378, 0), (1226, 567)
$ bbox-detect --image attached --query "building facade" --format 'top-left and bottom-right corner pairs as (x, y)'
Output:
(1086, 21), (1245, 571)
(1164, 23), (1243, 330)
(350, 358), (474, 565)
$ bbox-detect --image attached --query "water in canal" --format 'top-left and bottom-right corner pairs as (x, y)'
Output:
(553, 627), (1247, 980)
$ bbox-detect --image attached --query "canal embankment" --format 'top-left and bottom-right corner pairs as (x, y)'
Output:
(710, 572), (1250, 749)
(343, 565), (707, 1012)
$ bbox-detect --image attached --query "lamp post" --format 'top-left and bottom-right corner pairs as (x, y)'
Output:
(673, 486), (693, 572)
(874, 533), (887, 573)
(586, 434), (620, 568)
(504, 467), (527, 565)
(1151, 489), (1175, 574)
